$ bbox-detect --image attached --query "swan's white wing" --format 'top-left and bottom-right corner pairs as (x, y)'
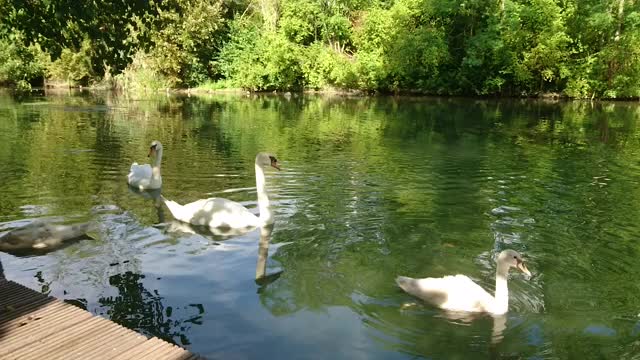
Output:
(127, 163), (152, 188)
(163, 197), (259, 229)
(396, 275), (494, 313)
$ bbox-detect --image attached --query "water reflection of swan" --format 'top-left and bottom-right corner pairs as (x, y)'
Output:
(163, 220), (256, 239)
(255, 225), (283, 288)
(127, 186), (165, 223)
(491, 314), (507, 345)
(432, 310), (507, 345)
(127, 140), (163, 190)
(396, 250), (531, 315)
(162, 153), (280, 229)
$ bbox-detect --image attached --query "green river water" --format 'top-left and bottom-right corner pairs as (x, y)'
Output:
(1, 91), (640, 359)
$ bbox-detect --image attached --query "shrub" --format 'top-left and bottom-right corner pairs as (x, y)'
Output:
(113, 51), (173, 91)
(48, 39), (95, 86)
(0, 32), (50, 89)
(219, 20), (304, 91)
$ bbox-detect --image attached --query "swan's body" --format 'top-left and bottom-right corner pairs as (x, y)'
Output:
(163, 198), (259, 229)
(162, 152), (280, 229)
(128, 141), (163, 190)
(396, 250), (530, 315)
(0, 220), (94, 252)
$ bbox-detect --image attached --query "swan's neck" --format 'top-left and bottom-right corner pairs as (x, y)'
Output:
(255, 164), (273, 225)
(493, 264), (509, 315)
(151, 149), (163, 182)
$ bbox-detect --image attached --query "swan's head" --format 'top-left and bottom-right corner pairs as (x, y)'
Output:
(497, 249), (531, 276)
(255, 152), (280, 171)
(148, 140), (163, 157)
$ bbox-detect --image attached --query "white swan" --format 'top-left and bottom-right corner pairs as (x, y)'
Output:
(162, 152), (280, 229)
(127, 140), (163, 190)
(396, 249), (531, 315)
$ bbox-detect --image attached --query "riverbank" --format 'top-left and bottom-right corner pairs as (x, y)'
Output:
(13, 85), (630, 102)
(6, 82), (640, 101)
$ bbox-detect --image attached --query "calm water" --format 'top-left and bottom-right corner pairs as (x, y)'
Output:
(1, 91), (640, 359)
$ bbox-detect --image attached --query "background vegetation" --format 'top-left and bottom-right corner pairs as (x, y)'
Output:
(0, 0), (639, 98)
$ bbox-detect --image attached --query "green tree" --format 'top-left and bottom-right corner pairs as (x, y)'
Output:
(0, 32), (50, 89)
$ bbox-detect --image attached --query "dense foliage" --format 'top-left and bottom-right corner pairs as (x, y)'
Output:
(0, 0), (639, 97)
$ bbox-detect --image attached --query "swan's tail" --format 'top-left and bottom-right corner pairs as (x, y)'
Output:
(395, 276), (417, 293)
(160, 195), (183, 219)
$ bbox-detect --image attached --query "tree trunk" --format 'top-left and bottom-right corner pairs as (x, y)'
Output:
(259, 0), (278, 32)
(614, 0), (625, 42)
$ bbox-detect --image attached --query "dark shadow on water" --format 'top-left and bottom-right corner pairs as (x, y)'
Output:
(63, 298), (88, 310)
(98, 271), (204, 347)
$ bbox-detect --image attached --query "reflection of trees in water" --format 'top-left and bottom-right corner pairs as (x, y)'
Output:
(98, 271), (204, 346)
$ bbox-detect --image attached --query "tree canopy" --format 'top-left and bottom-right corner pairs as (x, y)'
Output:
(1, 0), (639, 98)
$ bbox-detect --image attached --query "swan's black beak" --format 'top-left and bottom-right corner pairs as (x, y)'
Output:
(516, 260), (531, 277)
(148, 146), (156, 158)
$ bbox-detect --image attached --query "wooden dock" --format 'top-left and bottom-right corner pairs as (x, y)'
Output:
(0, 278), (202, 359)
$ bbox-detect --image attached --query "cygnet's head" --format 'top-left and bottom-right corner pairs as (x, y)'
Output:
(148, 140), (163, 157)
(255, 152), (280, 170)
(497, 249), (531, 276)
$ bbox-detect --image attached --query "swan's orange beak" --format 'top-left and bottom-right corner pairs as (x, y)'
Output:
(517, 261), (531, 277)
(148, 146), (156, 158)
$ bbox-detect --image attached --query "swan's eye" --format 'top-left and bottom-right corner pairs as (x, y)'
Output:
(269, 156), (277, 163)
(513, 256), (517, 259)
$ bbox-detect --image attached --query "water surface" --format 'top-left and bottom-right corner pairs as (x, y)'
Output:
(1, 91), (640, 359)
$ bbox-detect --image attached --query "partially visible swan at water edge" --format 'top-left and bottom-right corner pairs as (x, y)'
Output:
(162, 152), (280, 229)
(127, 140), (163, 190)
(396, 249), (531, 315)
(0, 220), (95, 253)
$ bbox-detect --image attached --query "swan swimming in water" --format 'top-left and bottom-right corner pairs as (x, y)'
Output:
(396, 249), (531, 315)
(127, 140), (163, 190)
(0, 220), (94, 252)
(162, 152), (280, 229)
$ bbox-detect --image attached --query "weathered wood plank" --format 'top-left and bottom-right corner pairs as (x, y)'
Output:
(0, 280), (201, 360)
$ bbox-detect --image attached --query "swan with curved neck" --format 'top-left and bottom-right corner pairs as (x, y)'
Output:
(396, 249), (531, 315)
(162, 152), (280, 229)
(127, 140), (163, 190)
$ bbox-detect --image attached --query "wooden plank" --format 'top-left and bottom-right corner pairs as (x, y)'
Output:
(48, 319), (129, 359)
(80, 327), (148, 360)
(0, 281), (49, 309)
(10, 317), (109, 359)
(0, 303), (93, 356)
(47, 319), (137, 360)
(0, 297), (59, 324)
(113, 337), (169, 360)
(0, 279), (201, 360)
(133, 337), (175, 359)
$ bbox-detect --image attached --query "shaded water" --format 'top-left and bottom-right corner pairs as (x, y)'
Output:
(1, 91), (640, 359)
